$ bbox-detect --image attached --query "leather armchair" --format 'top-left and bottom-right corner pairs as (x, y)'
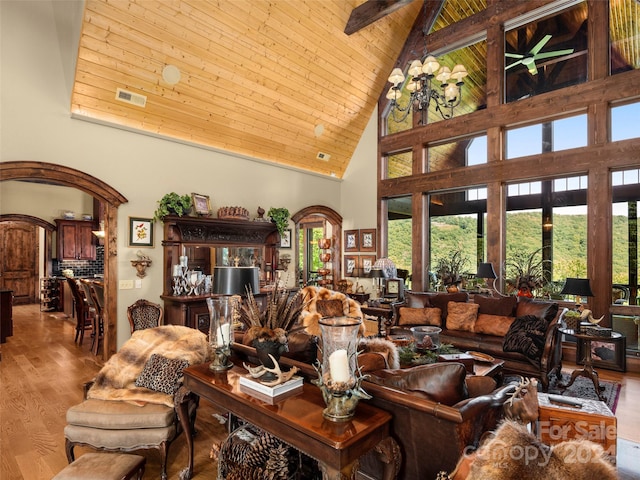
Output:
(359, 363), (516, 480)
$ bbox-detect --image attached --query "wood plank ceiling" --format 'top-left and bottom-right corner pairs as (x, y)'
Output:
(71, 0), (423, 178)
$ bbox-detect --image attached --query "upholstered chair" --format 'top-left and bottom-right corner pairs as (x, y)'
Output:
(127, 299), (164, 334)
(64, 325), (210, 480)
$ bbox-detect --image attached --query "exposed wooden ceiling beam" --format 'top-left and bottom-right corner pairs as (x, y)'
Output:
(344, 0), (415, 35)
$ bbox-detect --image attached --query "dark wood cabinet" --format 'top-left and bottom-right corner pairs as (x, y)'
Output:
(160, 216), (280, 327)
(55, 220), (96, 260)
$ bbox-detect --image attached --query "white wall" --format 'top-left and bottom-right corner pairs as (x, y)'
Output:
(0, 0), (378, 347)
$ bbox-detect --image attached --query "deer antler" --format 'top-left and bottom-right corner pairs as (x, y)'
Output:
(259, 355), (299, 387)
(243, 355), (299, 386)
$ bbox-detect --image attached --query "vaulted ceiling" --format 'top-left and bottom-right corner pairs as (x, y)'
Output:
(70, 0), (424, 178)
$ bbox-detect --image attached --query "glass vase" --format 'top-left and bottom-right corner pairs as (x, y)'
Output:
(206, 296), (236, 371)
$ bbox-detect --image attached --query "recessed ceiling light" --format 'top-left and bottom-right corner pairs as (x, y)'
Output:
(162, 65), (181, 85)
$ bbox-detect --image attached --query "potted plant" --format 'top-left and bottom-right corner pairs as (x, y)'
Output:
(152, 192), (193, 222)
(239, 285), (308, 374)
(267, 207), (290, 236)
(505, 247), (550, 297)
(435, 251), (469, 292)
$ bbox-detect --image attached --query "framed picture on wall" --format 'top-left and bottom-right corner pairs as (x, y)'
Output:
(191, 193), (211, 216)
(360, 255), (376, 275)
(359, 229), (376, 252)
(344, 230), (359, 252)
(129, 217), (154, 247)
(280, 229), (292, 248)
(344, 255), (359, 276)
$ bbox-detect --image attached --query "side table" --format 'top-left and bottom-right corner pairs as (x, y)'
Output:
(558, 327), (623, 401)
(360, 305), (394, 337)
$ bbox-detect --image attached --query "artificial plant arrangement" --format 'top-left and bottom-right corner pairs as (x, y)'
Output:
(152, 192), (193, 222)
(505, 247), (551, 297)
(267, 207), (290, 236)
(434, 251), (469, 288)
(239, 285), (308, 348)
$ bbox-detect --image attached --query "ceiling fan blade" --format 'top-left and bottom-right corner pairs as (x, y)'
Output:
(534, 49), (575, 60)
(530, 34), (552, 55)
(528, 63), (539, 75)
(505, 53), (524, 59)
(506, 59), (524, 70)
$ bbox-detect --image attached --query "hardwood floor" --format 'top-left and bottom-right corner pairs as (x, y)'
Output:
(1, 304), (639, 479)
(0, 304), (226, 480)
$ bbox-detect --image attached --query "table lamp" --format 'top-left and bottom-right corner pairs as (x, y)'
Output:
(368, 268), (385, 298)
(476, 262), (502, 296)
(560, 277), (594, 305)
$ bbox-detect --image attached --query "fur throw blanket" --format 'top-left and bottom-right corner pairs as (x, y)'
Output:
(358, 337), (400, 369)
(299, 286), (365, 337)
(87, 325), (210, 408)
(461, 419), (617, 480)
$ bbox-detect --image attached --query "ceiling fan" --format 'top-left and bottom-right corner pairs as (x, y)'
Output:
(505, 34), (574, 75)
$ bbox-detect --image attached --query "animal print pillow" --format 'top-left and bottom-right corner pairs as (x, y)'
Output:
(135, 354), (189, 395)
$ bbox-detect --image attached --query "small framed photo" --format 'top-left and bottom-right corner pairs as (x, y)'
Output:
(359, 229), (376, 252)
(191, 193), (211, 216)
(576, 336), (626, 372)
(280, 229), (292, 248)
(344, 255), (359, 276)
(360, 255), (376, 275)
(344, 230), (359, 252)
(129, 217), (153, 247)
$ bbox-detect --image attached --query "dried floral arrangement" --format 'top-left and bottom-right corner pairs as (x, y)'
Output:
(239, 285), (309, 346)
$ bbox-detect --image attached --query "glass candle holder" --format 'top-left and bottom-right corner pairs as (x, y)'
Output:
(206, 296), (236, 371)
(314, 316), (371, 421)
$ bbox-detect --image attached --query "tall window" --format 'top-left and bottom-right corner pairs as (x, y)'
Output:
(506, 114), (587, 160)
(429, 189), (486, 290)
(612, 168), (640, 305)
(611, 101), (640, 141)
(387, 196), (412, 275)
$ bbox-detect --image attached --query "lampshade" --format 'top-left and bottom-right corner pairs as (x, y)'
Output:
(213, 266), (259, 295)
(373, 258), (397, 279)
(476, 262), (497, 279)
(368, 268), (385, 279)
(560, 278), (594, 297)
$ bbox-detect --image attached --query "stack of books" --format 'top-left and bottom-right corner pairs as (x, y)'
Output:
(238, 374), (304, 404)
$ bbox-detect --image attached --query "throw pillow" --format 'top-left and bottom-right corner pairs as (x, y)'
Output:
(135, 354), (189, 395)
(397, 307), (442, 326)
(474, 295), (517, 316)
(445, 301), (479, 332)
(515, 298), (558, 323)
(429, 292), (469, 322)
(473, 313), (515, 336)
(316, 299), (346, 317)
(502, 314), (549, 361)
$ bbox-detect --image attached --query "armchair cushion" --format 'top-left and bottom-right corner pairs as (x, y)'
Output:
(135, 354), (189, 395)
(67, 399), (174, 430)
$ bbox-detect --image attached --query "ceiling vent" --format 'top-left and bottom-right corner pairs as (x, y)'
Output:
(115, 88), (147, 107)
(316, 152), (331, 161)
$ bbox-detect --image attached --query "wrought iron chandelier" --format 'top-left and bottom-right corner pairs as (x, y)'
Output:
(386, 4), (468, 124)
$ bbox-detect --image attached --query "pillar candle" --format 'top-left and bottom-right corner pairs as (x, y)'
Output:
(216, 324), (231, 346)
(328, 349), (350, 383)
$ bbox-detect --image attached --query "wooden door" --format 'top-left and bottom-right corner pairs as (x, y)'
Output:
(0, 222), (38, 304)
(76, 222), (96, 260)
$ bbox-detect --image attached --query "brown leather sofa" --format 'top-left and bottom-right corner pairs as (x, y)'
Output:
(391, 291), (563, 391)
(359, 363), (516, 480)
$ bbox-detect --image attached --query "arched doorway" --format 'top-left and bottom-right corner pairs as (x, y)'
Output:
(291, 205), (342, 289)
(0, 161), (127, 358)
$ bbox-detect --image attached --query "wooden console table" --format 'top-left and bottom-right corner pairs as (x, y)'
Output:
(183, 360), (397, 479)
